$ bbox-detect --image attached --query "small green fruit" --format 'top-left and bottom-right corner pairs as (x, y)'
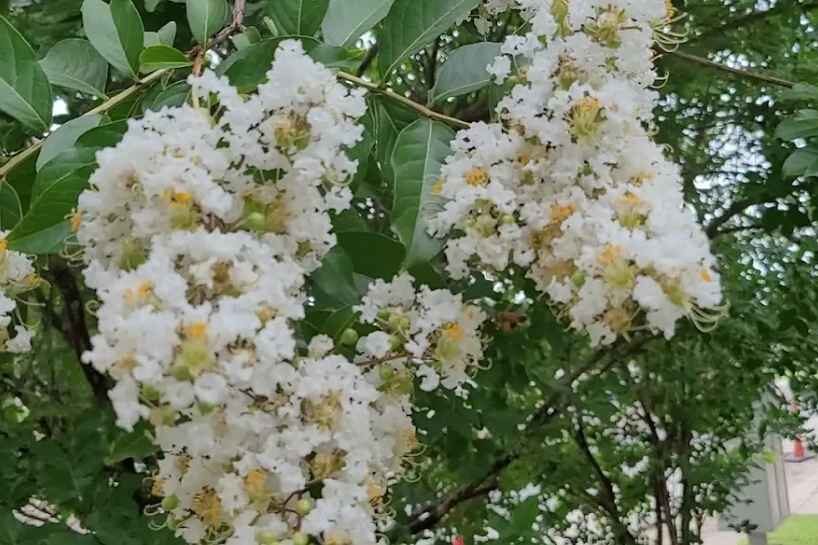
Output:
(295, 498), (313, 515)
(292, 532), (309, 545)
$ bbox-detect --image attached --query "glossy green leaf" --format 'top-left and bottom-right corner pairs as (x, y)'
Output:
(265, 0), (329, 36)
(142, 80), (190, 112)
(783, 147), (818, 178)
(76, 119), (128, 148)
(40, 39), (109, 99)
(8, 221), (72, 254)
(337, 232), (406, 279)
(145, 21), (178, 47)
(781, 83), (818, 103)
(0, 182), (22, 230)
(106, 426), (157, 464)
(776, 110), (818, 141)
(0, 15), (53, 132)
(186, 0), (230, 45)
(32, 147), (98, 199)
(220, 36), (319, 92)
(322, 0), (396, 47)
(432, 42), (500, 103)
(82, 0), (144, 78)
(36, 114), (103, 171)
(139, 44), (191, 73)
(231, 26), (261, 49)
(378, 0), (480, 78)
(391, 119), (453, 267)
(311, 246), (361, 309)
(9, 148), (98, 252)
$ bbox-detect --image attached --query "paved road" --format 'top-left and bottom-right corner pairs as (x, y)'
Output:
(701, 456), (818, 545)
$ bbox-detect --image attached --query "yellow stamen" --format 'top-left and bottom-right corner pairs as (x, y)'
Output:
(550, 202), (576, 224)
(184, 322), (208, 340)
(464, 167), (490, 187)
(597, 244), (623, 267)
(192, 486), (223, 529)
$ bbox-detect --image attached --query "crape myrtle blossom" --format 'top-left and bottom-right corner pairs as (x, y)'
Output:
(0, 233), (40, 353)
(431, 0), (724, 345)
(76, 41), (489, 545)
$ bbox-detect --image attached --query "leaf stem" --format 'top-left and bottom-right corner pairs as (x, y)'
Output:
(0, 68), (169, 181)
(337, 71), (471, 130)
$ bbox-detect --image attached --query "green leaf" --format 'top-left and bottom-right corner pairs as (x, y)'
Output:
(144, 21), (178, 47)
(391, 119), (453, 267)
(106, 426), (157, 464)
(220, 36), (319, 92)
(0, 15), (53, 132)
(432, 41), (500, 103)
(111, 0), (145, 73)
(371, 97), (403, 184)
(783, 147), (818, 178)
(8, 155), (96, 251)
(776, 110), (818, 141)
(32, 147), (98, 200)
(40, 39), (109, 99)
(781, 83), (818, 103)
(378, 0), (480, 78)
(142, 80), (190, 112)
(265, 0), (329, 36)
(186, 0), (230, 45)
(82, 0), (144, 78)
(0, 182), (22, 230)
(311, 246), (361, 309)
(337, 232), (406, 279)
(139, 44), (191, 73)
(37, 114), (103, 171)
(322, 0), (396, 48)
(231, 26), (261, 49)
(75, 119), (128, 148)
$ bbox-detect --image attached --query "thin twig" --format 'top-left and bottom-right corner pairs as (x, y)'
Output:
(665, 50), (795, 89)
(337, 72), (471, 130)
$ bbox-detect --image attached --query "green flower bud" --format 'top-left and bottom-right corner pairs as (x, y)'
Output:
(245, 211), (267, 233)
(292, 532), (309, 545)
(389, 334), (403, 352)
(256, 531), (279, 545)
(295, 498), (313, 515)
(339, 328), (359, 347)
(161, 495), (180, 511)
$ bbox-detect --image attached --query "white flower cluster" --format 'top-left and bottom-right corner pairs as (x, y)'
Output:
(76, 41), (487, 545)
(431, 0), (723, 344)
(0, 234), (38, 353)
(354, 273), (487, 393)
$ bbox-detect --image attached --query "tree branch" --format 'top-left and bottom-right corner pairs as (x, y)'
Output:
(48, 259), (109, 406)
(337, 72), (471, 130)
(405, 336), (651, 534)
(665, 50), (795, 89)
(573, 416), (639, 544)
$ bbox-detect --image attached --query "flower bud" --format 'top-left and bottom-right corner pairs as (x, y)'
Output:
(256, 531), (278, 545)
(292, 532), (309, 545)
(295, 498), (313, 515)
(162, 495), (180, 511)
(339, 328), (359, 347)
